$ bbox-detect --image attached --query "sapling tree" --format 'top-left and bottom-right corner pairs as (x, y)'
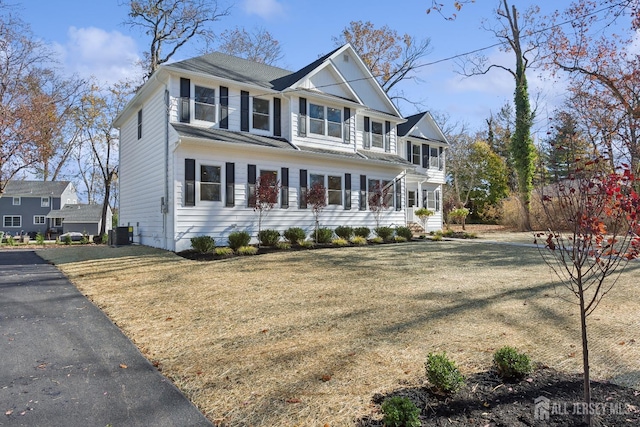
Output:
(368, 181), (391, 228)
(415, 207), (434, 232)
(448, 207), (470, 230)
(535, 158), (640, 426)
(306, 181), (327, 242)
(250, 173), (279, 247)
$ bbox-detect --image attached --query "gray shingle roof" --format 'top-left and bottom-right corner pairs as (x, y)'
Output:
(297, 145), (364, 160)
(172, 123), (297, 150)
(397, 112), (428, 137)
(4, 181), (71, 197)
(357, 150), (413, 166)
(46, 204), (103, 222)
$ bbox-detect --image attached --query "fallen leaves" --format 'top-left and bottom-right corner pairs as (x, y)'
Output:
(119, 363), (128, 369)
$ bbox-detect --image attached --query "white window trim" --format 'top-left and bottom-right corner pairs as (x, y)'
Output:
(429, 146), (440, 169)
(34, 215), (46, 225)
(13, 197), (21, 206)
(53, 218), (62, 227)
(367, 178), (395, 208)
(308, 103), (342, 139)
(370, 120), (384, 149)
(327, 175), (342, 206)
(3, 215), (21, 228)
(41, 197), (50, 207)
(251, 97), (271, 134)
(192, 84), (218, 125)
(199, 163), (222, 203)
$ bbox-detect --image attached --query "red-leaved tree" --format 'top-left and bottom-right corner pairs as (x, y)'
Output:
(368, 181), (391, 228)
(306, 181), (327, 242)
(250, 173), (279, 246)
(535, 157), (640, 426)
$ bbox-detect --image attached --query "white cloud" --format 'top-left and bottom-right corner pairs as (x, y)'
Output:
(242, 0), (286, 20)
(55, 26), (141, 85)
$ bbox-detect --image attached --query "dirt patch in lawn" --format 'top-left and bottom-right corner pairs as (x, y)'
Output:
(37, 237), (640, 426)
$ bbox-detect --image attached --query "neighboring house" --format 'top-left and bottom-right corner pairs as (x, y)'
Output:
(0, 181), (77, 237)
(46, 204), (112, 237)
(114, 43), (447, 252)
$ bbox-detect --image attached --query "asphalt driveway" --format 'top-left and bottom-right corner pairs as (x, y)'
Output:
(0, 250), (212, 427)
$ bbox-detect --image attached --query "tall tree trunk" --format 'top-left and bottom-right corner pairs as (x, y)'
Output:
(579, 286), (592, 426)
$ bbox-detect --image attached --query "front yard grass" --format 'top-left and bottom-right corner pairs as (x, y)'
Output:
(37, 239), (640, 426)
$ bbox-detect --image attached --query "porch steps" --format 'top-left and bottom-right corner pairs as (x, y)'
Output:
(407, 222), (425, 236)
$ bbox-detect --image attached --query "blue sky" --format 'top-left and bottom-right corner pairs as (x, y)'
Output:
(18, 0), (572, 134)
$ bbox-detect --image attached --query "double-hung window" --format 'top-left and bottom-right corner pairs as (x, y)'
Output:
(3, 216), (21, 227)
(34, 216), (46, 225)
(310, 173), (324, 188)
(368, 179), (394, 207)
(200, 165), (221, 202)
(12, 197), (20, 206)
(327, 175), (342, 205)
(53, 218), (62, 227)
(424, 189), (441, 211)
(309, 103), (342, 138)
(252, 98), (270, 131)
(430, 146), (440, 169)
(412, 144), (421, 165)
(41, 197), (50, 207)
(194, 86), (216, 122)
(371, 121), (383, 148)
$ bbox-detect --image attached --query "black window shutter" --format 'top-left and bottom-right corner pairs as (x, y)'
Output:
(406, 141), (412, 162)
(298, 97), (307, 137)
(274, 98), (282, 137)
(185, 158), (195, 206)
(439, 147), (444, 170)
(384, 121), (391, 152)
(219, 86), (229, 129)
(241, 91), (249, 131)
(180, 78), (190, 123)
(137, 109), (143, 139)
(363, 117), (370, 149)
(225, 162), (235, 207)
(344, 173), (351, 210)
(299, 169), (307, 208)
(395, 178), (402, 211)
(247, 164), (256, 207)
(343, 107), (351, 143)
(359, 174), (367, 210)
(422, 144), (429, 168)
(281, 167), (289, 208)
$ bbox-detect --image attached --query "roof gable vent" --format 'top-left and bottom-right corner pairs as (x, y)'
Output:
(343, 54), (349, 63)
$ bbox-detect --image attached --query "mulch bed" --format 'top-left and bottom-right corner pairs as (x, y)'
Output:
(358, 366), (640, 426)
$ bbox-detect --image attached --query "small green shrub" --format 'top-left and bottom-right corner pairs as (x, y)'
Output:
(431, 233), (443, 241)
(395, 226), (413, 240)
(381, 396), (421, 427)
(415, 207), (434, 218)
(215, 247), (234, 257)
(191, 235), (216, 254)
(331, 237), (349, 246)
(228, 231), (251, 250)
(374, 226), (394, 241)
(334, 225), (354, 240)
(237, 245), (258, 255)
(101, 233), (109, 244)
(63, 234), (72, 246)
(299, 240), (315, 248)
(314, 227), (333, 244)
(370, 236), (383, 244)
(276, 241), (291, 250)
(6, 235), (16, 246)
(425, 352), (464, 394)
(353, 226), (370, 238)
(394, 236), (407, 243)
(493, 346), (532, 381)
(36, 232), (45, 246)
(350, 236), (368, 246)
(258, 229), (280, 246)
(283, 227), (306, 245)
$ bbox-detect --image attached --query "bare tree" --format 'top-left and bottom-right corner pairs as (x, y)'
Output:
(216, 26), (283, 66)
(123, 0), (231, 79)
(333, 21), (431, 99)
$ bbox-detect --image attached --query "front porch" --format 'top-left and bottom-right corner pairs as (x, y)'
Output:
(404, 172), (443, 233)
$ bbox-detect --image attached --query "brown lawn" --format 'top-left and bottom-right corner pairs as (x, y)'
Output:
(37, 236), (640, 426)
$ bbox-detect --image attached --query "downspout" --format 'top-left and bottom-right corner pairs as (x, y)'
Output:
(164, 88), (170, 249)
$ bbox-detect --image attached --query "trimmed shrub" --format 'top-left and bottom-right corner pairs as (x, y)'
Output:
(228, 231), (251, 251)
(299, 240), (315, 248)
(191, 236), (216, 254)
(493, 346), (532, 381)
(394, 236), (407, 243)
(63, 234), (72, 245)
(215, 247), (234, 257)
(374, 226), (394, 241)
(283, 227), (306, 245)
(6, 235), (16, 246)
(334, 225), (354, 240)
(353, 226), (370, 238)
(314, 227), (333, 244)
(36, 232), (45, 246)
(237, 245), (258, 256)
(395, 226), (413, 240)
(350, 236), (368, 246)
(276, 241), (291, 250)
(425, 352), (464, 394)
(258, 229), (280, 246)
(331, 238), (349, 246)
(381, 396), (421, 427)
(370, 236), (383, 244)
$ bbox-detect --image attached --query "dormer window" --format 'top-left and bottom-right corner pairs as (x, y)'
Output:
(194, 86), (216, 122)
(371, 121), (383, 148)
(309, 103), (342, 138)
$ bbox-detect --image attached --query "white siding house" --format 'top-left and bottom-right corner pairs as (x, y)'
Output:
(114, 44), (448, 252)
